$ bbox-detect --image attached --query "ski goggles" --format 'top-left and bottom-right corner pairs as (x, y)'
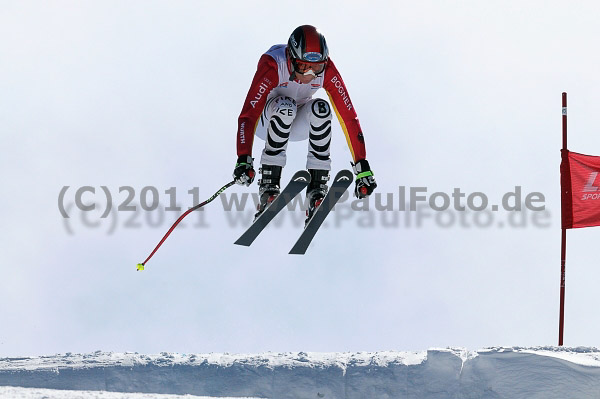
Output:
(294, 60), (327, 76)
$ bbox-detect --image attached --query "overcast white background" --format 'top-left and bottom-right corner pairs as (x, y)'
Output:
(2, 1), (600, 357)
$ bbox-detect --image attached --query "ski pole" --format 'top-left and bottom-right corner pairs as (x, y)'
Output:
(137, 180), (236, 270)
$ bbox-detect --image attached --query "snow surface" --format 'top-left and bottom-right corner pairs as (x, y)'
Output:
(0, 386), (260, 399)
(1, 348), (600, 398)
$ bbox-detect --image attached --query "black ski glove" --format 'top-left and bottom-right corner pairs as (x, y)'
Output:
(352, 159), (377, 199)
(233, 155), (255, 186)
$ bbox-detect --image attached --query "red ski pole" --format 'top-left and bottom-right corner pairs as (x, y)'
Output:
(137, 180), (236, 270)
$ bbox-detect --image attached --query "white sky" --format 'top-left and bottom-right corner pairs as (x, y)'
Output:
(2, 0), (600, 356)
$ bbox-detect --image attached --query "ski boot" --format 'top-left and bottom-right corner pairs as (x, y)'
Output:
(254, 164), (282, 221)
(305, 169), (330, 227)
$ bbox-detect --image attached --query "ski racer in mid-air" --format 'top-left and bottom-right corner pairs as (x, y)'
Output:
(233, 25), (377, 224)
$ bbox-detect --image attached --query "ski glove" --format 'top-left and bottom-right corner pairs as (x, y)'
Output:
(352, 159), (377, 199)
(233, 155), (255, 186)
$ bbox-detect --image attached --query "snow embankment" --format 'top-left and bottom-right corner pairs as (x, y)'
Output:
(0, 386), (259, 399)
(1, 347), (600, 399)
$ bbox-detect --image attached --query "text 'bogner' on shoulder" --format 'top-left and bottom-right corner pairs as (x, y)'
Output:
(330, 76), (352, 111)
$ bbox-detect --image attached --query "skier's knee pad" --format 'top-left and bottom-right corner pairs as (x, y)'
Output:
(271, 96), (297, 125)
(309, 99), (332, 124)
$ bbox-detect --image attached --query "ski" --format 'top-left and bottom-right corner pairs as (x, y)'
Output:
(289, 169), (353, 255)
(234, 170), (311, 247)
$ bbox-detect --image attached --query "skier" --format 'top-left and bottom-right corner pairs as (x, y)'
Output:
(232, 25), (377, 224)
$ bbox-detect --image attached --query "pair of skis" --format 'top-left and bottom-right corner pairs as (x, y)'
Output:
(234, 170), (353, 254)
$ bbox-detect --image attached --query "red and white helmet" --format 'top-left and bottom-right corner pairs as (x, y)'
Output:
(287, 25), (329, 77)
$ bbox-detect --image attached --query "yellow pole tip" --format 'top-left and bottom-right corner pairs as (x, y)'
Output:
(136, 263), (145, 271)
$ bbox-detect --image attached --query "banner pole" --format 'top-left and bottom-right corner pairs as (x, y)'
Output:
(559, 92), (567, 346)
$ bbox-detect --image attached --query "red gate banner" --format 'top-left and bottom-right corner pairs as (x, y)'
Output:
(561, 150), (600, 228)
